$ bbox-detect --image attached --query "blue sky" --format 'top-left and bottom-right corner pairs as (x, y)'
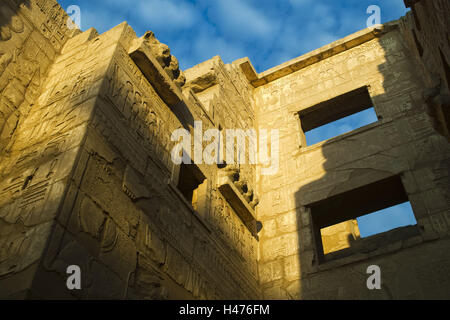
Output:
(56, 0), (415, 237)
(357, 202), (417, 238)
(58, 0), (408, 72)
(305, 108), (378, 146)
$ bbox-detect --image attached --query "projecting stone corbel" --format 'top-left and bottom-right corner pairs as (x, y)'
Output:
(128, 35), (194, 129)
(217, 171), (260, 239)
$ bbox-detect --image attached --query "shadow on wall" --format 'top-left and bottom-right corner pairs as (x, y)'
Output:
(0, 0), (30, 30)
(293, 10), (450, 299)
(0, 0), (31, 143)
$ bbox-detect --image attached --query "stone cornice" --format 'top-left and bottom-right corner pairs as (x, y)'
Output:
(235, 22), (399, 88)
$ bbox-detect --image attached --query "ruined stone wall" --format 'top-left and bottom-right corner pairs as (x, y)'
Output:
(1, 0), (449, 300)
(0, 0), (80, 298)
(0, 0), (75, 147)
(400, 0), (450, 141)
(253, 21), (450, 299)
(0, 1), (261, 298)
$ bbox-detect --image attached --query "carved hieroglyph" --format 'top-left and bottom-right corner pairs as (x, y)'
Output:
(0, 0), (450, 300)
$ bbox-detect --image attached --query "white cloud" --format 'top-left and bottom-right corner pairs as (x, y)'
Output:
(136, 0), (199, 30)
(77, 0), (200, 32)
(194, 32), (247, 64)
(78, 3), (124, 33)
(206, 0), (277, 41)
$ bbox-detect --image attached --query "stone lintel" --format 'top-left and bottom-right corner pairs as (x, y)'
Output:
(236, 23), (399, 88)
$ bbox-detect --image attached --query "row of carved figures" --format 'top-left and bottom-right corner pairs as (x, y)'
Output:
(223, 165), (259, 210)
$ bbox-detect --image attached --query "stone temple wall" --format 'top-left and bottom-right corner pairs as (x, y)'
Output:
(400, 0), (450, 141)
(0, 0), (261, 299)
(0, 0), (449, 299)
(252, 19), (450, 299)
(0, 0), (80, 298)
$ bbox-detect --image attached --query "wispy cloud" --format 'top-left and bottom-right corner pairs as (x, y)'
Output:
(58, 0), (408, 71)
(135, 0), (199, 31)
(203, 0), (277, 41)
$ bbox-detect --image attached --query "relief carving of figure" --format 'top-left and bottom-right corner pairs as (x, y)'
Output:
(0, 6), (24, 34)
(0, 25), (12, 41)
(146, 110), (158, 144)
(0, 49), (40, 134)
(130, 91), (142, 128)
(0, 6), (24, 41)
(0, 51), (12, 78)
(213, 195), (224, 231)
(122, 81), (134, 119)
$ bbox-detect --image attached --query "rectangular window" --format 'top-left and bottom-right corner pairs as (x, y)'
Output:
(177, 163), (206, 212)
(309, 175), (419, 261)
(299, 86), (379, 146)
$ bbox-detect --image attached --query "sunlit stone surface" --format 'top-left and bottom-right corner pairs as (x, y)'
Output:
(0, 0), (449, 299)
